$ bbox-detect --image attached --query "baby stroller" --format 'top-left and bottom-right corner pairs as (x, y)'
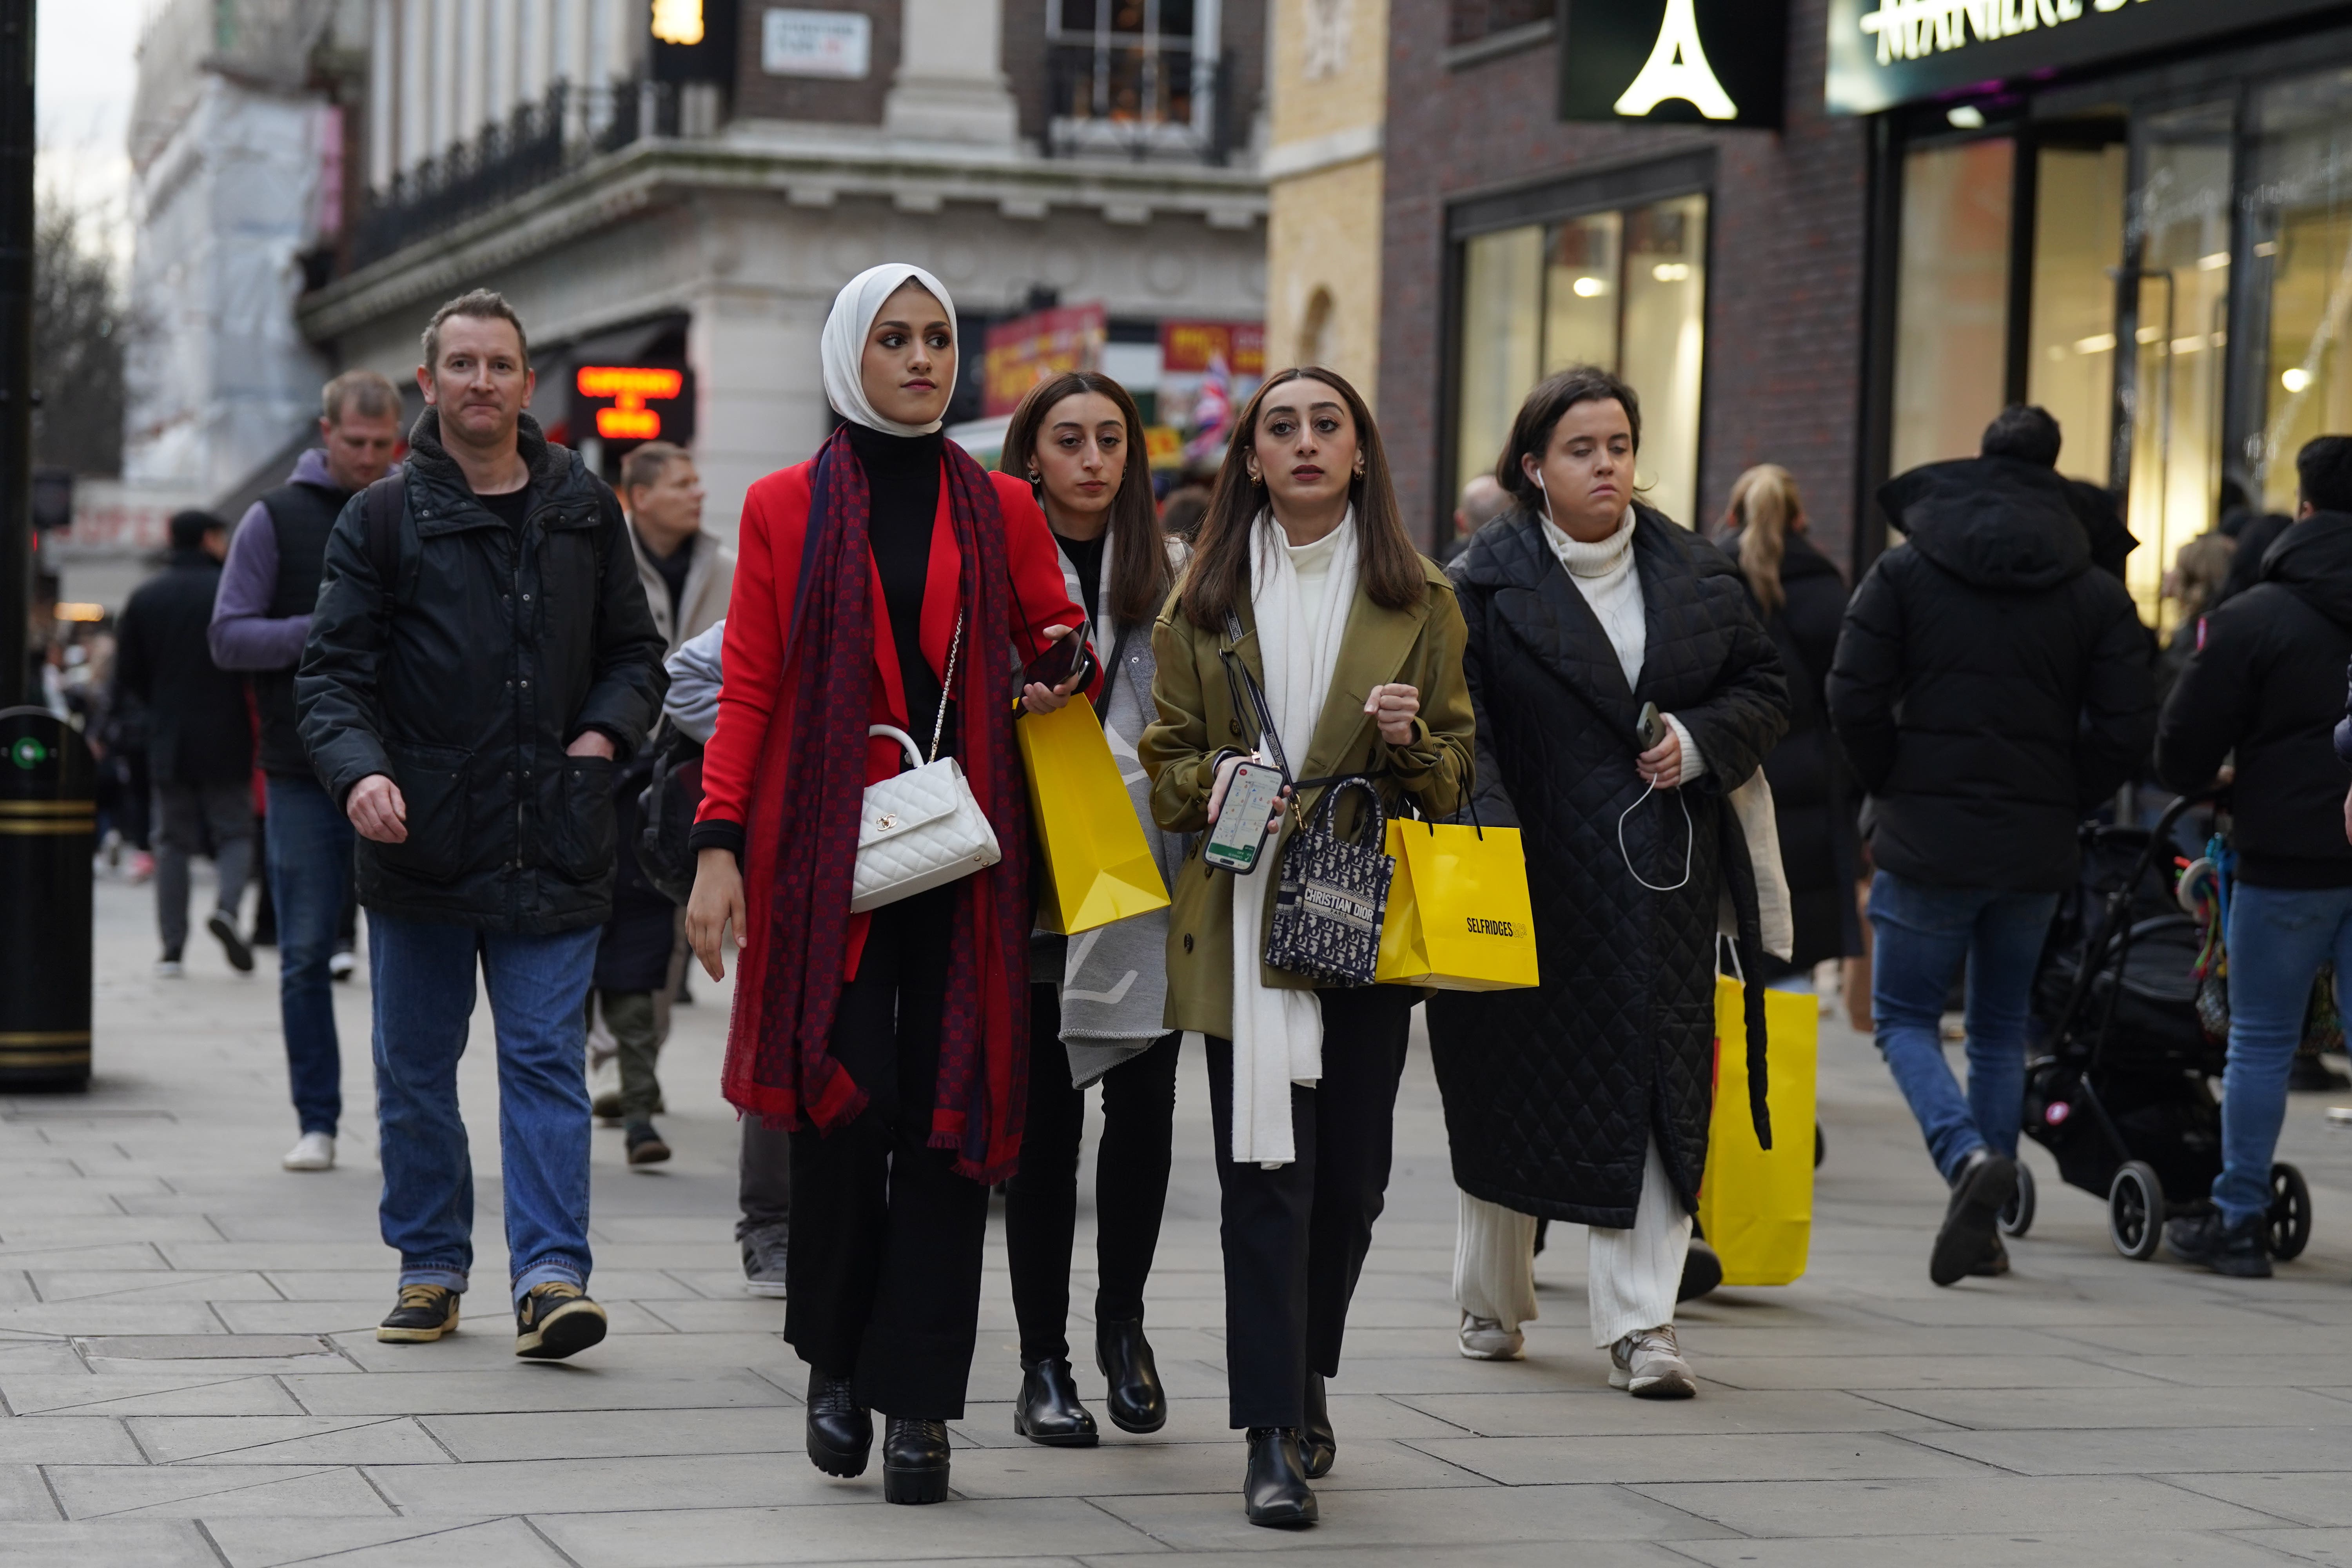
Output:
(2000, 792), (2312, 1262)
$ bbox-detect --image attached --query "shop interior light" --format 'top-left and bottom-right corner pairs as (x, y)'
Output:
(2284, 367), (2314, 393)
(53, 603), (104, 623)
(2197, 252), (2230, 271)
(1571, 276), (1608, 298)
(1946, 105), (1985, 129)
(577, 365), (685, 442)
(651, 0), (704, 45)
(2256, 241), (2279, 258)
(1651, 262), (1691, 283)
(2073, 333), (2116, 355)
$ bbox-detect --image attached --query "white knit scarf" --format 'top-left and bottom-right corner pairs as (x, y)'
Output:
(1228, 508), (1361, 1166)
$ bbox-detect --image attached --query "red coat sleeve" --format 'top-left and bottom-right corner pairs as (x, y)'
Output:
(698, 466), (810, 831)
(991, 471), (1102, 701)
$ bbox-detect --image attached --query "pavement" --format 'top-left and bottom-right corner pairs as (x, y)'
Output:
(9, 871), (2352, 1566)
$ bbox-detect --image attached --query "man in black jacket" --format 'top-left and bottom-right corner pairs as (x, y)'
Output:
(298, 290), (667, 1360)
(2155, 436), (2352, 1276)
(1830, 432), (2154, 1287)
(114, 510), (256, 977)
(210, 370), (403, 1175)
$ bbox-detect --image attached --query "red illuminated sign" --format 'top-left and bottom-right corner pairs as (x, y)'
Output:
(576, 365), (685, 441)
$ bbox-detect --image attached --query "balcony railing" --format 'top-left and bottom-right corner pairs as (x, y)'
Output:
(1044, 43), (1235, 165)
(348, 79), (683, 269)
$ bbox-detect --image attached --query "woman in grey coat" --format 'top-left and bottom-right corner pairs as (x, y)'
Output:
(999, 372), (1189, 1448)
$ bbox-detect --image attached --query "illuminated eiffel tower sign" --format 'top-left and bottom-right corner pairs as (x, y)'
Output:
(1614, 0), (1739, 120)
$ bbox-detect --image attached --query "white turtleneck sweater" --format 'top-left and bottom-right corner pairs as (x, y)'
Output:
(1541, 507), (1705, 785)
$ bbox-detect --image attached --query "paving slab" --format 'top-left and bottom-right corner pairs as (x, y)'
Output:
(202, 1514), (575, 1568)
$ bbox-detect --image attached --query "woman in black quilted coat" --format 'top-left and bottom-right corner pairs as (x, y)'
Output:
(1717, 465), (1861, 975)
(1428, 368), (1786, 1398)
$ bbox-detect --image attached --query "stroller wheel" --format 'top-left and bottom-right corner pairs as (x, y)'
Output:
(2270, 1162), (2313, 1263)
(2000, 1161), (2036, 1239)
(2109, 1161), (2165, 1260)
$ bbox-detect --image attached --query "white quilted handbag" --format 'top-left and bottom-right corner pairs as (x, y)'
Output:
(849, 617), (1002, 913)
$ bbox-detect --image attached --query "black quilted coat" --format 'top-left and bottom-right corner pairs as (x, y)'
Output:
(1429, 509), (1789, 1226)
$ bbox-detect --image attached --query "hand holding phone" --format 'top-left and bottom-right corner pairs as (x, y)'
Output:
(1021, 625), (1093, 714)
(1204, 758), (1288, 874)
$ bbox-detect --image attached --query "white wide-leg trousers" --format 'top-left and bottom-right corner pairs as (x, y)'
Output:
(1453, 1136), (1693, 1347)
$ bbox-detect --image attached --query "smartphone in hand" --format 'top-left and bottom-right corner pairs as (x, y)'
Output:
(1203, 762), (1287, 874)
(1635, 700), (1666, 751)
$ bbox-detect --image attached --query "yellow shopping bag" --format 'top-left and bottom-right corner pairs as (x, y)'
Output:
(1016, 697), (1171, 935)
(1698, 976), (1818, 1286)
(1373, 818), (1540, 991)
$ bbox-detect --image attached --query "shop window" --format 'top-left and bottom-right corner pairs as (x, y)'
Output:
(2026, 144), (2128, 491)
(2251, 66), (2352, 517)
(1048, 0), (1216, 157)
(1454, 193), (1710, 526)
(2125, 102), (2234, 624)
(1891, 139), (2014, 479)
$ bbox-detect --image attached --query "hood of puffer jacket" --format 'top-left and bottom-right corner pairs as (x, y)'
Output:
(1878, 456), (2091, 592)
(2261, 510), (2352, 629)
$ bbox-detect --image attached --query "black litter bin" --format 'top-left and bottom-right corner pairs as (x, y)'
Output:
(0, 706), (93, 1088)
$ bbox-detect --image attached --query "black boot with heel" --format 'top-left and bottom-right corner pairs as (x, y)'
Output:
(1243, 1426), (1318, 1528)
(1301, 1371), (1336, 1479)
(1096, 1316), (1167, 1434)
(882, 1416), (951, 1504)
(804, 1368), (872, 1478)
(1013, 1357), (1100, 1446)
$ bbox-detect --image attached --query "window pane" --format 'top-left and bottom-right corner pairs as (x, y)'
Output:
(1619, 195), (1708, 527)
(1892, 140), (2014, 478)
(1457, 225), (1544, 505)
(2125, 102), (2232, 625)
(2252, 67), (2352, 518)
(2026, 144), (2126, 488)
(1542, 212), (1622, 377)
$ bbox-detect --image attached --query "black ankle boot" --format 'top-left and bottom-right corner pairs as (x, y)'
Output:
(1243, 1426), (1317, 1528)
(1300, 1371), (1336, 1479)
(1013, 1356), (1099, 1447)
(882, 1416), (952, 1504)
(804, 1367), (871, 1478)
(1096, 1316), (1167, 1434)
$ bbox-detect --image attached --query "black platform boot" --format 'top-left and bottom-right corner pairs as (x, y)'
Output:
(882, 1416), (952, 1504)
(1300, 1370), (1336, 1479)
(1096, 1316), (1168, 1434)
(1243, 1426), (1318, 1528)
(804, 1367), (872, 1478)
(1013, 1357), (1100, 1447)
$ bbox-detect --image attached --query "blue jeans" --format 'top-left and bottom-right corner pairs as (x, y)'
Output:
(265, 775), (354, 1136)
(2212, 884), (2352, 1226)
(369, 912), (601, 1305)
(1869, 871), (2060, 1183)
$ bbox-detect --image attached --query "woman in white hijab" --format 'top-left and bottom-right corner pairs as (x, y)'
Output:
(1140, 367), (1474, 1529)
(684, 264), (1092, 1506)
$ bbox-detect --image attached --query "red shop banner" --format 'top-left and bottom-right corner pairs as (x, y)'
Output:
(983, 304), (1108, 417)
(1159, 319), (1265, 376)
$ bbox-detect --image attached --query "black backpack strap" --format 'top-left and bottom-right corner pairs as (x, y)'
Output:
(363, 476), (403, 608)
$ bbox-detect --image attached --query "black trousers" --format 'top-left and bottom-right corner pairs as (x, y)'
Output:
(1205, 985), (1412, 1430)
(783, 886), (989, 1418)
(1003, 984), (1180, 1364)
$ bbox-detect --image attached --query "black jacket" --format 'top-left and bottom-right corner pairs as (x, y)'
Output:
(113, 547), (254, 786)
(2157, 511), (2352, 889)
(297, 411), (668, 933)
(1720, 527), (1860, 969)
(1828, 457), (2154, 893)
(1428, 508), (1789, 1226)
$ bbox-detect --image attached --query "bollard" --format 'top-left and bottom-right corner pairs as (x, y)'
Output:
(0, 706), (93, 1089)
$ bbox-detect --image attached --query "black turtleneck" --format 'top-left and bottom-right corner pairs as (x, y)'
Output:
(846, 422), (947, 748)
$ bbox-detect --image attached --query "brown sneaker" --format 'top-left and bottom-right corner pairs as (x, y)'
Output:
(376, 1284), (460, 1343)
(514, 1282), (608, 1360)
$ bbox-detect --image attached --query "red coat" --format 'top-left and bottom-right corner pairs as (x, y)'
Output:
(699, 454), (1091, 1121)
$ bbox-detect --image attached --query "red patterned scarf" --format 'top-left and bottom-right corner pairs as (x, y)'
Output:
(740, 426), (1031, 1182)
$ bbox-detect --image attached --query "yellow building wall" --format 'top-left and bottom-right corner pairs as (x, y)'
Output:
(1265, 0), (1388, 410)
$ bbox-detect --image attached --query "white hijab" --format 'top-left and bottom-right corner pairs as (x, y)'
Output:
(820, 263), (959, 436)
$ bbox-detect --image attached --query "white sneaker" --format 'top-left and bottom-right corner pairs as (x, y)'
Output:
(328, 949), (356, 982)
(1458, 1312), (1524, 1361)
(153, 958), (184, 978)
(1609, 1325), (1697, 1398)
(588, 1055), (622, 1121)
(282, 1132), (335, 1172)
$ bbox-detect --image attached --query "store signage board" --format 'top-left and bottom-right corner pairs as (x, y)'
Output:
(1159, 321), (1267, 376)
(763, 8), (871, 79)
(983, 305), (1108, 418)
(574, 365), (696, 445)
(1559, 0), (1791, 130)
(1826, 0), (2352, 113)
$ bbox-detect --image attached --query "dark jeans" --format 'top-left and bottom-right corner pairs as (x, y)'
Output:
(1205, 985), (1412, 1430)
(152, 779), (252, 955)
(2213, 884), (2352, 1225)
(738, 1118), (792, 1241)
(369, 911), (600, 1305)
(1869, 870), (2061, 1183)
(784, 887), (989, 1418)
(1004, 985), (1179, 1364)
(265, 775), (353, 1136)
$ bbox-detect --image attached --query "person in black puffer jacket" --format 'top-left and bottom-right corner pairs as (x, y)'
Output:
(1829, 415), (2153, 1288)
(2154, 435), (2352, 1278)
(1718, 464), (1860, 976)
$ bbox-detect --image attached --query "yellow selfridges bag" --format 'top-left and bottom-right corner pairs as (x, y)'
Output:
(1016, 696), (1170, 936)
(1373, 817), (1539, 991)
(1698, 975), (1818, 1286)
